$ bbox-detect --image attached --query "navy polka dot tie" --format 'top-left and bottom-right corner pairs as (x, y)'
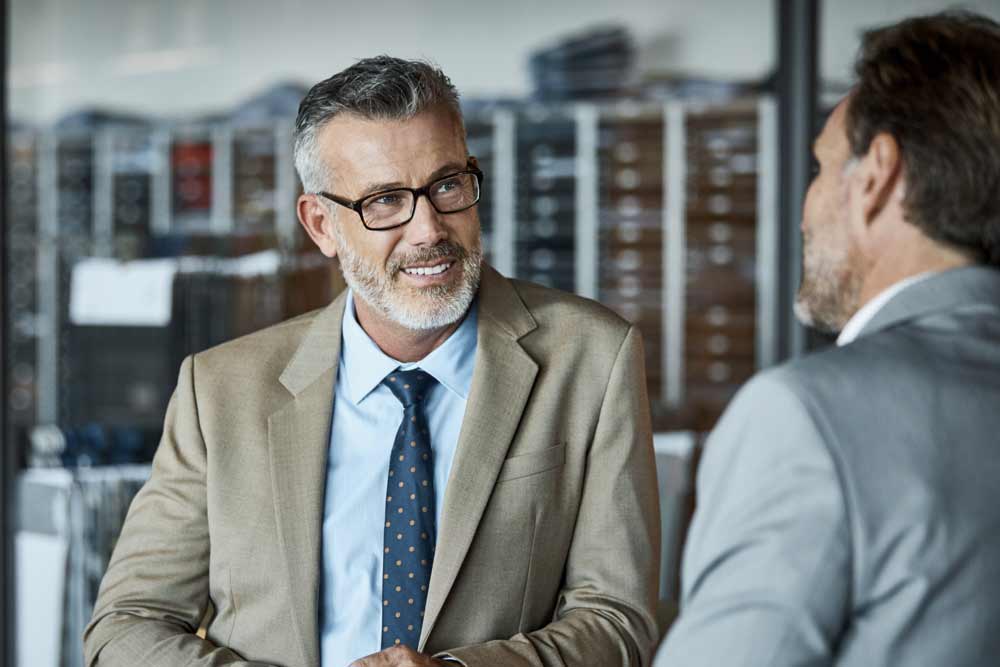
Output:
(381, 369), (437, 649)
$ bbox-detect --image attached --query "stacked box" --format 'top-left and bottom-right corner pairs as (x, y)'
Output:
(6, 129), (41, 447)
(464, 115), (496, 263)
(683, 105), (760, 429)
(56, 132), (94, 239)
(596, 105), (666, 413)
(515, 107), (576, 292)
(109, 128), (155, 257)
(233, 126), (278, 232)
(170, 127), (213, 230)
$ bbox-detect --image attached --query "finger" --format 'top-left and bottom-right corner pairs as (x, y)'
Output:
(388, 644), (427, 666)
(387, 644), (416, 664)
(348, 652), (380, 667)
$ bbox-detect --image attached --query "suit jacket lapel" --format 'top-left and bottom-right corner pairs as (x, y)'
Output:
(268, 291), (347, 667)
(420, 267), (539, 647)
(857, 266), (1000, 340)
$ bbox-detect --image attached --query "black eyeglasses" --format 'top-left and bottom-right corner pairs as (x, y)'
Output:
(316, 160), (484, 231)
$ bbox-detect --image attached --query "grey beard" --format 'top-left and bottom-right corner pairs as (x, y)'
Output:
(794, 234), (863, 335)
(337, 235), (483, 331)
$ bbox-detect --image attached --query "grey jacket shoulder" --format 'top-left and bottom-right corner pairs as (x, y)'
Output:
(761, 298), (1000, 454)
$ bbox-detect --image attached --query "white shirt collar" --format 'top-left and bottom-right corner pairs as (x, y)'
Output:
(836, 272), (936, 346)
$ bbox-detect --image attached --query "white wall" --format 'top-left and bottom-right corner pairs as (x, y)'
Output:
(821, 0), (1000, 84)
(8, 0), (1000, 124)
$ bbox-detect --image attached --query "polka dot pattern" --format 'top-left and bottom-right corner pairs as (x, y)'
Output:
(380, 369), (437, 650)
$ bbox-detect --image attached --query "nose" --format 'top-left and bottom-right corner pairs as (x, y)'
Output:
(403, 194), (449, 247)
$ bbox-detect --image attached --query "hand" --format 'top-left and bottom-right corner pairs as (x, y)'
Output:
(349, 645), (451, 667)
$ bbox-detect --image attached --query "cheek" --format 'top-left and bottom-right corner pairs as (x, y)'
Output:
(802, 182), (822, 227)
(382, 233), (416, 266)
(453, 214), (482, 249)
(345, 231), (398, 270)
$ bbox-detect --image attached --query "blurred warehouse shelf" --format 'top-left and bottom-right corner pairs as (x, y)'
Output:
(5, 94), (780, 462)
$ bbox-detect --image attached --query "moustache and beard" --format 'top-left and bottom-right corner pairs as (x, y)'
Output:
(794, 225), (865, 335)
(332, 223), (484, 331)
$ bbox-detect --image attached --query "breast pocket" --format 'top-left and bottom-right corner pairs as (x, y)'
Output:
(496, 443), (566, 483)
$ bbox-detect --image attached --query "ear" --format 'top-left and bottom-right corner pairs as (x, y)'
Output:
(296, 194), (339, 258)
(855, 132), (904, 225)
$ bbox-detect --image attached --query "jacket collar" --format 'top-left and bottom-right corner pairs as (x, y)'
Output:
(857, 265), (1000, 340)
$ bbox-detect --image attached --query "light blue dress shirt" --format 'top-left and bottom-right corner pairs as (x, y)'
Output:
(320, 292), (478, 666)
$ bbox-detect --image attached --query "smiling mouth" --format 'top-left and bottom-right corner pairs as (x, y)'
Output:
(402, 262), (453, 277)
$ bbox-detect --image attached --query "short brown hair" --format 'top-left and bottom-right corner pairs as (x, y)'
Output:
(846, 11), (1000, 265)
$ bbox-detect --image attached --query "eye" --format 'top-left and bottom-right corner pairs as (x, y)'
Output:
(371, 192), (403, 206)
(434, 176), (462, 194)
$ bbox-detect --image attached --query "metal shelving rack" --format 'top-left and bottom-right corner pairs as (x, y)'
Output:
(7, 96), (780, 452)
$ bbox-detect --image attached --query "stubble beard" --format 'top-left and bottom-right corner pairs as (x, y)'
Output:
(334, 224), (483, 331)
(794, 227), (864, 335)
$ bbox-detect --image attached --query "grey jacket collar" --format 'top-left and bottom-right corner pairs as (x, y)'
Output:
(858, 265), (1000, 340)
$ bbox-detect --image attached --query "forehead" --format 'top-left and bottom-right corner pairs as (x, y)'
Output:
(316, 108), (467, 190)
(815, 98), (850, 156)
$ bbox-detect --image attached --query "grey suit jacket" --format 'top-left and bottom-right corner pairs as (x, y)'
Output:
(84, 265), (660, 667)
(656, 266), (1000, 666)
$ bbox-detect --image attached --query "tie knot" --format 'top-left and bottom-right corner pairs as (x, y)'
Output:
(383, 369), (435, 408)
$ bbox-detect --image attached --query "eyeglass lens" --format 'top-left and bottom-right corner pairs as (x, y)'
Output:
(361, 172), (479, 228)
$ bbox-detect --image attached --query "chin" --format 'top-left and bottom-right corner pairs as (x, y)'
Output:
(792, 299), (817, 329)
(383, 294), (473, 331)
(794, 286), (852, 335)
(383, 277), (479, 331)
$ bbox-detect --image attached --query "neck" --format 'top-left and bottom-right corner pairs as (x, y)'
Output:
(353, 297), (464, 363)
(858, 237), (974, 307)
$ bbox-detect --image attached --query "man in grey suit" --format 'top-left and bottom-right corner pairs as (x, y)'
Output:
(656, 11), (1000, 666)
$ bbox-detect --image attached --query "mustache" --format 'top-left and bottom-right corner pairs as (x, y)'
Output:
(388, 241), (469, 274)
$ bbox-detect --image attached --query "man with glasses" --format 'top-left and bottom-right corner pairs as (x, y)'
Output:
(85, 57), (659, 667)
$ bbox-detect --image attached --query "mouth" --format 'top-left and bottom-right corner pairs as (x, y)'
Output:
(397, 260), (459, 287)
(401, 261), (454, 277)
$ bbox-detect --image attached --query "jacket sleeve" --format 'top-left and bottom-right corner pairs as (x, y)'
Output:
(437, 325), (662, 666)
(654, 370), (850, 666)
(83, 355), (272, 667)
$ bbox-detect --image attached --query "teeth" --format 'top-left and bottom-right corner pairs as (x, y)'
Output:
(403, 262), (452, 276)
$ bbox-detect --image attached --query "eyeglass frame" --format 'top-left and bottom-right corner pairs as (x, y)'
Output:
(315, 158), (485, 231)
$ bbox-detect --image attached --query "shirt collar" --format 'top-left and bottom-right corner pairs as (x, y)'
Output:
(340, 291), (479, 404)
(836, 271), (936, 346)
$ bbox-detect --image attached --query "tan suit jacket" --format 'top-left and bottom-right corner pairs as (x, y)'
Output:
(84, 265), (660, 667)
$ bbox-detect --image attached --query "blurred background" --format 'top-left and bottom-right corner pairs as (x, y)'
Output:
(3, 0), (998, 664)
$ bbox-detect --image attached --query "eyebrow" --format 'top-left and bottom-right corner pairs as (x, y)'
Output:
(356, 160), (469, 198)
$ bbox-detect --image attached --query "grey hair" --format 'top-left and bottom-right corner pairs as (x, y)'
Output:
(293, 55), (464, 194)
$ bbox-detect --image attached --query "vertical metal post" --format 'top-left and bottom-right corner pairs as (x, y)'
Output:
(274, 120), (298, 249)
(664, 102), (686, 408)
(151, 128), (172, 236)
(92, 128), (115, 257)
(756, 96), (779, 369)
(573, 104), (598, 300)
(210, 125), (233, 234)
(491, 109), (516, 278)
(776, 0), (819, 359)
(1, 0), (17, 661)
(35, 135), (58, 426)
